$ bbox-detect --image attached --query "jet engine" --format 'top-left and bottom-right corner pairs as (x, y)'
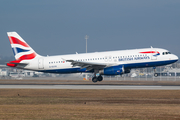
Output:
(99, 65), (125, 75)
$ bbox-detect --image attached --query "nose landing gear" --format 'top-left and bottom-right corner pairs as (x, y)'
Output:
(153, 67), (158, 77)
(154, 73), (158, 77)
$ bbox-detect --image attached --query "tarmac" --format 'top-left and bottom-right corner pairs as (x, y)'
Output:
(0, 78), (180, 90)
(0, 84), (180, 90)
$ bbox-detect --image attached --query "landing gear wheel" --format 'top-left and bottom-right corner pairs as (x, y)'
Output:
(92, 77), (98, 83)
(154, 73), (158, 77)
(97, 75), (103, 82)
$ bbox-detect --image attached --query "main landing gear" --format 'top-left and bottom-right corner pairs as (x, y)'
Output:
(92, 75), (103, 83)
(91, 70), (103, 83)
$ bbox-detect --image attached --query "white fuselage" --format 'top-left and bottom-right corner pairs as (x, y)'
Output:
(20, 48), (178, 74)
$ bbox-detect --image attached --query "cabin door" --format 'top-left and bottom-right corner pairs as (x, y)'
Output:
(38, 58), (44, 69)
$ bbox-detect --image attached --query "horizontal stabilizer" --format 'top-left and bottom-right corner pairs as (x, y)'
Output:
(6, 60), (28, 67)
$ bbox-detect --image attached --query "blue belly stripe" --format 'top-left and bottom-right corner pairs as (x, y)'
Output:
(39, 60), (178, 74)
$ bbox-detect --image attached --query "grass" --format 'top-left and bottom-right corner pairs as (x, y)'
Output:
(0, 89), (180, 120)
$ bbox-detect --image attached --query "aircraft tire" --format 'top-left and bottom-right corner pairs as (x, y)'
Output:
(97, 75), (103, 82)
(154, 73), (158, 77)
(92, 77), (98, 83)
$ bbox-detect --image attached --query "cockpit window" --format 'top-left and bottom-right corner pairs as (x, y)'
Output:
(162, 52), (171, 55)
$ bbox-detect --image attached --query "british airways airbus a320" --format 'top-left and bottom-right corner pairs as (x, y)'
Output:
(6, 32), (178, 82)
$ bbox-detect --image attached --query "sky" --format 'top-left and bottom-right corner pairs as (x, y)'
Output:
(0, 0), (180, 58)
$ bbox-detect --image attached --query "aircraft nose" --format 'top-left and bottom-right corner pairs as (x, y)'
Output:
(173, 54), (179, 61)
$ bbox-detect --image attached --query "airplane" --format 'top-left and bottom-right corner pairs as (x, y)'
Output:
(6, 32), (178, 82)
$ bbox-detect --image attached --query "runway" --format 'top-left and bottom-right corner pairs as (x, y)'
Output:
(0, 84), (180, 90)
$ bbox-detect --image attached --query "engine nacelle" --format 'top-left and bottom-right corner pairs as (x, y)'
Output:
(99, 65), (125, 75)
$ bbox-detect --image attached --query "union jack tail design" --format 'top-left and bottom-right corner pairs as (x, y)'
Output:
(7, 32), (40, 67)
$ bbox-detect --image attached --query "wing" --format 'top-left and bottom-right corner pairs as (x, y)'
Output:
(64, 59), (111, 71)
